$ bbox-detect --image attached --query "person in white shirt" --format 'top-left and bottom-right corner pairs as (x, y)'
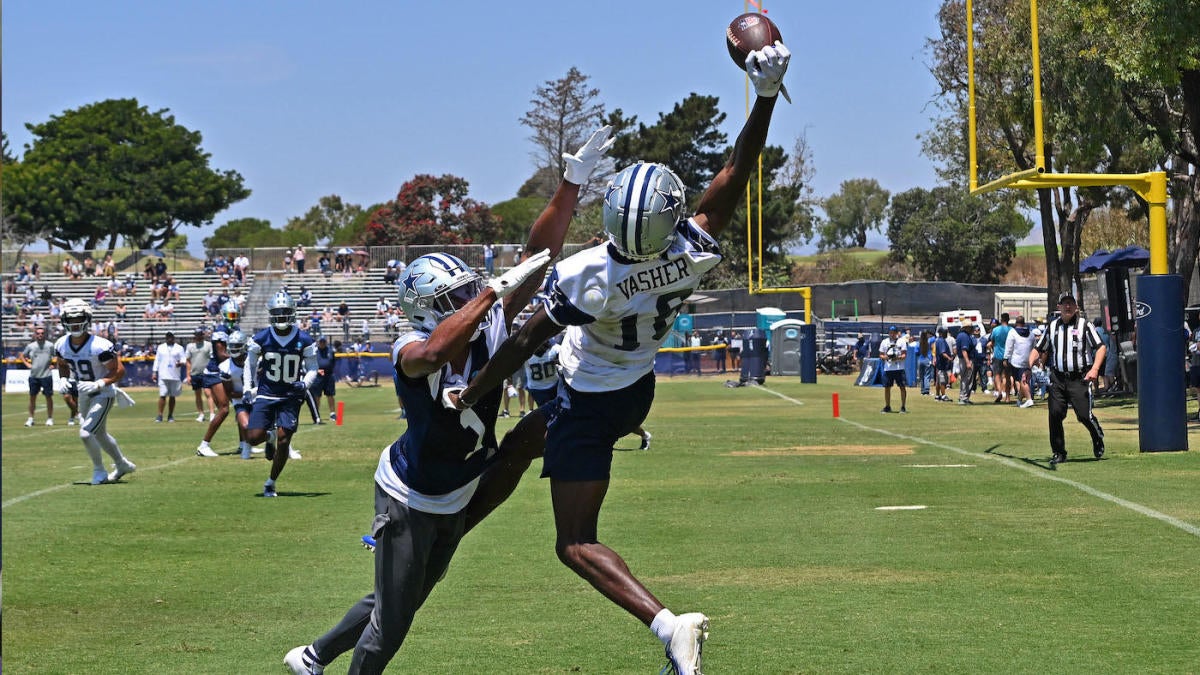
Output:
(879, 325), (910, 413)
(1003, 315), (1038, 407)
(453, 41), (789, 675)
(153, 331), (186, 422)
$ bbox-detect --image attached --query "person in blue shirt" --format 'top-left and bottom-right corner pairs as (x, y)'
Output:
(956, 321), (976, 404)
(310, 335), (337, 421)
(989, 313), (1013, 402)
(934, 327), (954, 401)
(242, 291), (319, 497)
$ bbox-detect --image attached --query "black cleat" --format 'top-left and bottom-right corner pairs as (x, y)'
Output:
(1050, 452), (1067, 468)
(1093, 443), (1105, 459)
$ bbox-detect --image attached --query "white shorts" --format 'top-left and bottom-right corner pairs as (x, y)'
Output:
(158, 379), (183, 397)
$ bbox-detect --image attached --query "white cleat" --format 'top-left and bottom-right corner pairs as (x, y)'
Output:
(108, 461), (136, 483)
(69, 416), (78, 426)
(196, 441), (218, 457)
(284, 644), (324, 674)
(288, 448), (302, 460)
(24, 418), (34, 427)
(91, 469), (110, 485)
(46, 418), (55, 426)
(661, 613), (709, 675)
(640, 432), (652, 451)
(196, 413), (206, 423)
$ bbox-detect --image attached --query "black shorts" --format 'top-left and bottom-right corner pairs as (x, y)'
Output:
(541, 371), (654, 482)
(29, 375), (54, 396)
(883, 370), (907, 387)
(312, 375), (336, 397)
(528, 386), (557, 408)
(191, 376), (207, 391)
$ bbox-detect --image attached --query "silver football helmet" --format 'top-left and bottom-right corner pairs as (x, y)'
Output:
(267, 291), (296, 331)
(396, 253), (483, 333)
(602, 162), (686, 261)
(61, 299), (93, 337)
(226, 330), (248, 358)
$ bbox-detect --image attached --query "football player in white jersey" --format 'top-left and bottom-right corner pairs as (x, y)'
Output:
(455, 42), (790, 675)
(54, 299), (138, 485)
(283, 127), (613, 675)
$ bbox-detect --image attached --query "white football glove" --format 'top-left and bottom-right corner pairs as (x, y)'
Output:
(487, 249), (552, 299)
(77, 380), (109, 396)
(59, 379), (75, 396)
(746, 41), (791, 100)
(562, 125), (615, 185)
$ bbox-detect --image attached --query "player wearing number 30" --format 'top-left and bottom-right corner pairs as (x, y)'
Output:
(54, 299), (138, 486)
(243, 291), (318, 498)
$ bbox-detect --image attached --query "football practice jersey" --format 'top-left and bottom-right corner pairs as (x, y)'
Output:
(54, 334), (118, 397)
(375, 302), (507, 514)
(543, 218), (721, 391)
(244, 326), (318, 399)
(524, 343), (561, 391)
(219, 357), (248, 401)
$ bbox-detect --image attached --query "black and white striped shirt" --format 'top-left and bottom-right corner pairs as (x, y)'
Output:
(1034, 316), (1103, 374)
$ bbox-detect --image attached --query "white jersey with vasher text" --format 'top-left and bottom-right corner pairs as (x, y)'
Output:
(54, 333), (118, 398)
(524, 343), (561, 391)
(544, 218), (721, 391)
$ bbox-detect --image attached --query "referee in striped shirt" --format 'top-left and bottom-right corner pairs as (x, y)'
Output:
(1029, 294), (1106, 467)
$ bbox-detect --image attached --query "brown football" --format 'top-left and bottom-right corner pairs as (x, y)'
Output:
(726, 13), (783, 70)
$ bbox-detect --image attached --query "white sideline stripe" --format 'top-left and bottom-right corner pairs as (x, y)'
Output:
(3, 456), (195, 509)
(905, 464), (976, 468)
(750, 386), (1200, 539)
(876, 505), (927, 511)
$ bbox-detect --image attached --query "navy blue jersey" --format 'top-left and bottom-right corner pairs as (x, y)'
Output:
(315, 345), (336, 373)
(375, 302), (507, 509)
(245, 327), (318, 399)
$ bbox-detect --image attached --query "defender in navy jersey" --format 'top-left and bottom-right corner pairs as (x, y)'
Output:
(242, 291), (319, 497)
(455, 42), (790, 675)
(284, 126), (613, 675)
(54, 299), (138, 485)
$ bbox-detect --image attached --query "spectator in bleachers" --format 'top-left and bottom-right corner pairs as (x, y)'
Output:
(144, 299), (160, 321)
(30, 309), (46, 331)
(284, 248), (294, 273)
(385, 306), (403, 338)
(220, 271), (231, 288)
(297, 286), (313, 308)
(154, 258), (167, 279)
(142, 259), (155, 280)
(360, 317), (371, 343)
(16, 261), (30, 282)
(3, 294), (17, 316)
(166, 276), (180, 301)
(106, 276), (122, 297)
(93, 286), (108, 307)
(383, 260), (400, 284)
(83, 256), (97, 277)
(375, 297), (390, 317)
(319, 253), (331, 277)
(216, 289), (231, 311)
(113, 300), (128, 321)
(123, 274), (138, 296)
(334, 253), (346, 274)
(294, 245), (306, 274)
(214, 254), (228, 274)
(101, 255), (114, 278)
(5, 274), (17, 295)
(322, 305), (334, 326)
(39, 285), (52, 306)
(204, 257), (216, 274)
(230, 288), (245, 310)
(234, 253), (250, 279)
(159, 298), (175, 320)
(30, 260), (41, 281)
(203, 290), (220, 316)
(309, 308), (323, 337)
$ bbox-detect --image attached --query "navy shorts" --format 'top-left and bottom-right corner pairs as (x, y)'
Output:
(1189, 365), (1200, 389)
(883, 369), (907, 387)
(202, 373), (224, 389)
(1013, 367), (1031, 384)
(528, 386), (557, 408)
(29, 375), (54, 396)
(312, 375), (336, 397)
(247, 396), (302, 433)
(541, 371), (654, 482)
(191, 375), (207, 391)
(393, 373), (403, 399)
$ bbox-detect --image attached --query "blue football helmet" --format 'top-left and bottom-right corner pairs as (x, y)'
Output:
(602, 162), (686, 261)
(267, 291), (296, 331)
(396, 253), (483, 333)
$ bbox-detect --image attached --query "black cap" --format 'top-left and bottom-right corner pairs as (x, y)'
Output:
(165, 331), (175, 338)
(318, 335), (327, 342)
(1058, 293), (1077, 304)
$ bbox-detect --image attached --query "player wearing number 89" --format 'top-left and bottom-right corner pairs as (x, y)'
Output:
(54, 299), (137, 485)
(454, 39), (791, 673)
(242, 291), (318, 497)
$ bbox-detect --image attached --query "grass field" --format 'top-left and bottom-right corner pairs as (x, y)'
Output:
(4, 376), (1200, 673)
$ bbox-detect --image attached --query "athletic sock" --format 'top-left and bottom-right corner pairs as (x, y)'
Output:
(81, 435), (106, 471)
(98, 433), (126, 464)
(303, 645), (325, 668)
(651, 608), (677, 646)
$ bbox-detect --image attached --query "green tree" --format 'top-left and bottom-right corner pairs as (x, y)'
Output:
(330, 203), (381, 246)
(363, 174), (500, 246)
(3, 98), (249, 254)
(888, 186), (1031, 283)
(285, 195), (363, 245)
(165, 234), (189, 251)
(490, 196), (545, 243)
(819, 178), (890, 250)
(202, 218), (312, 250)
(520, 67), (607, 200)
(1, 131), (14, 165)
(606, 95), (728, 197)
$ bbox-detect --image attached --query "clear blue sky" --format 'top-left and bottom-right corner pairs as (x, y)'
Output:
(3, 0), (946, 256)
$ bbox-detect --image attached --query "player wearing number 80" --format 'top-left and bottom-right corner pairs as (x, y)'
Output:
(243, 291), (318, 497)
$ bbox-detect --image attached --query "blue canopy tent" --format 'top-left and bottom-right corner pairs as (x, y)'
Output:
(1079, 246), (1150, 273)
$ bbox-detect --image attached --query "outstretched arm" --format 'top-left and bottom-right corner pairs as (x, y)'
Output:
(458, 308), (563, 408)
(693, 43), (791, 239)
(503, 126), (614, 325)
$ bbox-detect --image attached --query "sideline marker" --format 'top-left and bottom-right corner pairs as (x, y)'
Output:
(832, 393), (840, 418)
(336, 401), (345, 426)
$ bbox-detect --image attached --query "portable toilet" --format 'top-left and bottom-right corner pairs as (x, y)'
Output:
(756, 307), (787, 332)
(768, 319), (813, 379)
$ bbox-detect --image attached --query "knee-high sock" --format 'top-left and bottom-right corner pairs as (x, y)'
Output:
(97, 432), (127, 464)
(80, 432), (106, 471)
